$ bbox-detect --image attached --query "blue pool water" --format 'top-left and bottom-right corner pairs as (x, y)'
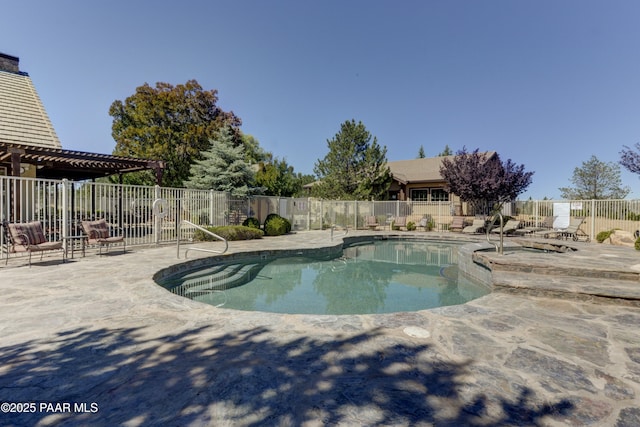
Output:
(161, 240), (490, 315)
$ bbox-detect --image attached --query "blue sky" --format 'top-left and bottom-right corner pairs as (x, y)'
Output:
(2, 0), (640, 199)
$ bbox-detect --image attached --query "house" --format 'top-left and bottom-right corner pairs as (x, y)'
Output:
(0, 52), (164, 182)
(386, 153), (496, 203)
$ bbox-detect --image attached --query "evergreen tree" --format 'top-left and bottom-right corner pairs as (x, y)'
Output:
(438, 145), (453, 156)
(560, 155), (629, 199)
(183, 127), (254, 197)
(313, 120), (392, 200)
(417, 145), (426, 158)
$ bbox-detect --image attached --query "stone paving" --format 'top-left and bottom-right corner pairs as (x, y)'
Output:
(0, 231), (639, 426)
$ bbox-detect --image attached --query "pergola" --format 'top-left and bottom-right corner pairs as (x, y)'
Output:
(0, 142), (164, 183)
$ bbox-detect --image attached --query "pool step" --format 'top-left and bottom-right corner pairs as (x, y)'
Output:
(171, 263), (264, 297)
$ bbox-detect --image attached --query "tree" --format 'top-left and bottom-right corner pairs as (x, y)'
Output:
(619, 143), (640, 176)
(183, 127), (254, 197)
(439, 147), (534, 214)
(313, 120), (392, 200)
(559, 155), (630, 199)
(109, 80), (241, 187)
(417, 145), (426, 158)
(242, 133), (270, 165)
(256, 157), (301, 197)
(438, 145), (453, 156)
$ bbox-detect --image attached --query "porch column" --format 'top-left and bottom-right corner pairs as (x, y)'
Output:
(9, 147), (24, 177)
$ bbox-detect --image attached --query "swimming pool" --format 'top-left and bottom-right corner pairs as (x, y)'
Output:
(159, 240), (491, 315)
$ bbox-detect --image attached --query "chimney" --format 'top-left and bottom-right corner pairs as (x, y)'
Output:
(0, 52), (20, 73)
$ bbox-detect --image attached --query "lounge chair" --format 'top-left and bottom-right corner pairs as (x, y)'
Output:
(462, 218), (486, 234)
(365, 216), (380, 230)
(392, 216), (407, 231)
(417, 216), (432, 231)
(81, 219), (126, 255)
(491, 219), (521, 235)
(557, 217), (590, 242)
(515, 216), (556, 236)
(449, 216), (465, 232)
(2, 220), (65, 266)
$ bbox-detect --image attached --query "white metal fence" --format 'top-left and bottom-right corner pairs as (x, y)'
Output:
(2, 175), (640, 256)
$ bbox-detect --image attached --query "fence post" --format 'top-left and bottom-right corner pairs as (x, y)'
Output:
(354, 200), (358, 230)
(61, 179), (69, 250)
(590, 199), (596, 242)
(209, 190), (214, 226)
(154, 185), (161, 245)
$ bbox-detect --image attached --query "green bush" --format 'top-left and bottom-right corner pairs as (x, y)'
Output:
(194, 225), (263, 241)
(264, 213), (279, 229)
(264, 215), (291, 236)
(406, 221), (416, 231)
(635, 237), (640, 251)
(242, 217), (261, 229)
(264, 213), (291, 235)
(596, 229), (614, 243)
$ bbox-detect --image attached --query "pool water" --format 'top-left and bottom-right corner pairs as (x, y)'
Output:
(162, 240), (490, 315)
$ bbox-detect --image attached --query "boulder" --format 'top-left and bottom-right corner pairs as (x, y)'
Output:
(608, 230), (636, 248)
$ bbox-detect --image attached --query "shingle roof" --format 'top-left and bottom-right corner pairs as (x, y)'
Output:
(387, 152), (496, 184)
(0, 69), (62, 149)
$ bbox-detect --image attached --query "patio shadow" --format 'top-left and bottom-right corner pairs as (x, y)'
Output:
(0, 325), (572, 426)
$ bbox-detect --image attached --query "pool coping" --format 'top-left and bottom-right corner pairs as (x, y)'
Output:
(156, 232), (640, 306)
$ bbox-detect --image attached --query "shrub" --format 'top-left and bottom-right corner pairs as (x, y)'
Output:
(194, 225), (263, 241)
(596, 229), (614, 243)
(636, 237), (640, 251)
(242, 217), (261, 229)
(264, 213), (291, 235)
(406, 221), (416, 231)
(264, 215), (291, 236)
(264, 213), (279, 229)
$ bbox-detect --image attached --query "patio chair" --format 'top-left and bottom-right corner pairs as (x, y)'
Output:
(514, 216), (556, 236)
(557, 217), (590, 242)
(81, 219), (126, 255)
(449, 216), (465, 232)
(417, 216), (433, 231)
(491, 219), (521, 235)
(2, 220), (65, 266)
(462, 218), (486, 234)
(365, 216), (380, 231)
(392, 216), (407, 231)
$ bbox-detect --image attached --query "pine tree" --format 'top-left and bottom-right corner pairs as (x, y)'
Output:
(313, 120), (392, 200)
(438, 145), (453, 156)
(560, 155), (629, 199)
(417, 145), (426, 158)
(183, 127), (254, 197)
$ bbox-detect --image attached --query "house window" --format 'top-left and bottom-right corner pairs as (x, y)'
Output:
(410, 189), (429, 201)
(431, 188), (449, 202)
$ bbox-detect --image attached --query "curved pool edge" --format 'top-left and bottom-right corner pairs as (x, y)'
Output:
(157, 232), (640, 307)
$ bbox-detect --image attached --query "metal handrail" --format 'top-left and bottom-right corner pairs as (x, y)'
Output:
(330, 224), (349, 241)
(177, 220), (229, 259)
(485, 212), (504, 254)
